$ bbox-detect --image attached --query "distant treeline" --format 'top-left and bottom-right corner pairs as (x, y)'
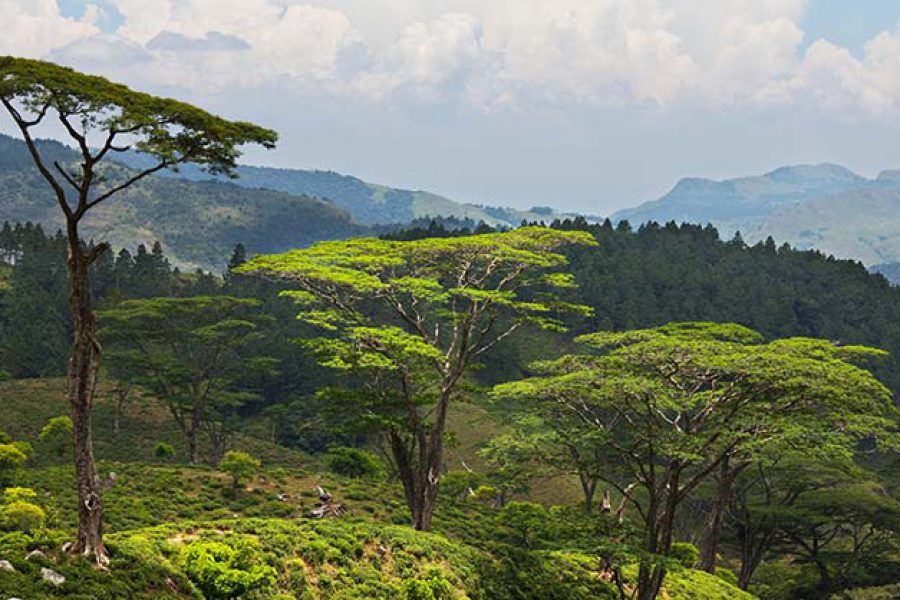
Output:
(3, 216), (900, 397)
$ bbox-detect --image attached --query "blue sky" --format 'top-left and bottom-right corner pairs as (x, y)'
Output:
(7, 1), (900, 215)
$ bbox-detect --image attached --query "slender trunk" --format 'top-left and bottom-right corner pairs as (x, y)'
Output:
(699, 458), (743, 572)
(579, 473), (597, 514)
(188, 400), (203, 464)
(67, 242), (107, 563)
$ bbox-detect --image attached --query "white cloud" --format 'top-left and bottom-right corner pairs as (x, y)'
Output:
(6, 0), (900, 119)
(0, 0), (99, 57)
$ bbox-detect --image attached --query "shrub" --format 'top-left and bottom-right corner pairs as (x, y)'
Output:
(180, 539), (276, 599)
(0, 500), (46, 532)
(0, 443), (28, 485)
(498, 501), (547, 548)
(154, 442), (176, 462)
(669, 542), (700, 568)
(220, 451), (261, 491)
(2, 487), (37, 504)
(324, 447), (386, 480)
(39, 415), (72, 459)
(402, 575), (453, 600)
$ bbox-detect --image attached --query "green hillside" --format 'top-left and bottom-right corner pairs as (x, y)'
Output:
(0, 134), (364, 271)
(111, 149), (585, 227)
(0, 377), (754, 600)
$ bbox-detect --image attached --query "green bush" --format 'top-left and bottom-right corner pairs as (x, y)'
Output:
(670, 542), (700, 568)
(0, 443), (28, 485)
(39, 415), (72, 459)
(154, 442), (176, 462)
(402, 574), (453, 600)
(180, 539), (276, 599)
(324, 447), (386, 480)
(498, 501), (547, 548)
(2, 486), (37, 503)
(220, 451), (261, 491)
(0, 500), (45, 532)
(832, 584), (900, 599)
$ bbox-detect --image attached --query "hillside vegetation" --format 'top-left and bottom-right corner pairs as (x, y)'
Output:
(0, 134), (363, 271)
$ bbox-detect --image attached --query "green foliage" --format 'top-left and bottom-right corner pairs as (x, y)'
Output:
(0, 499), (45, 532)
(219, 451), (261, 490)
(324, 447), (386, 480)
(39, 415), (72, 459)
(498, 501), (547, 548)
(669, 543), (700, 569)
(153, 442), (176, 462)
(402, 574), (454, 600)
(179, 539), (276, 599)
(0, 442), (27, 485)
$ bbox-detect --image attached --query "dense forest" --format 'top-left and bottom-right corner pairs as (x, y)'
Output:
(1, 217), (898, 599)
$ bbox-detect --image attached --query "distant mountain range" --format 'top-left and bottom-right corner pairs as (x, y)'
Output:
(111, 151), (582, 228)
(0, 134), (362, 271)
(614, 164), (900, 268)
(0, 134), (581, 271)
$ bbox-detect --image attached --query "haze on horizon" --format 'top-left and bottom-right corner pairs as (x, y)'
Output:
(4, 0), (900, 216)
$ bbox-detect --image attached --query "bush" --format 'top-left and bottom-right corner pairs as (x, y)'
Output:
(669, 542), (700, 568)
(324, 447), (386, 480)
(39, 415), (72, 459)
(154, 442), (176, 462)
(2, 487), (37, 504)
(0, 443), (28, 485)
(180, 539), (276, 599)
(0, 500), (46, 532)
(498, 501), (547, 548)
(402, 574), (453, 600)
(220, 451), (261, 491)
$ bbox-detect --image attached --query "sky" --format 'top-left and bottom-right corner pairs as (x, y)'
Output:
(4, 1), (900, 214)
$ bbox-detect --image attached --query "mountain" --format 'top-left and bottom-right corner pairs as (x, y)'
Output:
(613, 163), (900, 265)
(0, 134), (364, 271)
(111, 150), (581, 227)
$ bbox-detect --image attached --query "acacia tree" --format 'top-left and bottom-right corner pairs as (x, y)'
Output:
(0, 56), (277, 561)
(240, 227), (596, 530)
(99, 296), (278, 465)
(492, 322), (895, 600)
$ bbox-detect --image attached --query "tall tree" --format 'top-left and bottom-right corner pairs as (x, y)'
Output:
(99, 296), (278, 465)
(0, 56), (276, 561)
(240, 227), (596, 530)
(492, 322), (895, 600)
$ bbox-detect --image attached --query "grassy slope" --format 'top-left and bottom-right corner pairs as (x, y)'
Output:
(0, 378), (756, 599)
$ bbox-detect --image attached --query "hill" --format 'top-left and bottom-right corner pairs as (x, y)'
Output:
(612, 163), (900, 265)
(0, 377), (754, 600)
(111, 149), (583, 228)
(0, 134), (364, 271)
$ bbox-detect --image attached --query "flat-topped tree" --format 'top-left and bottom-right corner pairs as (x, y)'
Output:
(0, 56), (277, 563)
(240, 227), (597, 530)
(493, 322), (896, 600)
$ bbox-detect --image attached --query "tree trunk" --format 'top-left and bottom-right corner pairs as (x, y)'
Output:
(699, 458), (743, 572)
(579, 473), (597, 514)
(66, 244), (107, 563)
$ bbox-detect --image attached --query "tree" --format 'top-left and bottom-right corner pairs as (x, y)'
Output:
(239, 227), (596, 530)
(492, 322), (895, 600)
(219, 451), (261, 492)
(99, 296), (278, 465)
(0, 56), (276, 562)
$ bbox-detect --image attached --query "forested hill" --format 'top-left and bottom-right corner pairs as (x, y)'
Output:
(613, 163), (900, 266)
(111, 149), (582, 227)
(0, 134), (364, 271)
